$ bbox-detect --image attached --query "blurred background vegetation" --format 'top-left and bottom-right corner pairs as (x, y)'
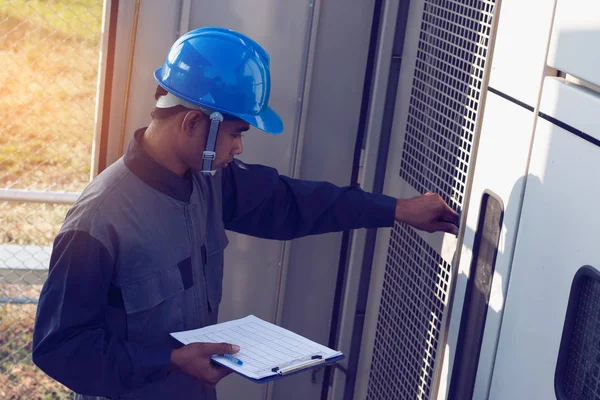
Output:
(0, 0), (103, 398)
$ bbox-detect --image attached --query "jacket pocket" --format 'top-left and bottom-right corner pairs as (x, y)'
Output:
(120, 265), (186, 344)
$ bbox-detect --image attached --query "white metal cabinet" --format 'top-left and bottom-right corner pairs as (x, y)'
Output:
(489, 79), (600, 399)
(487, 0), (556, 106)
(439, 93), (538, 400)
(548, 0), (600, 88)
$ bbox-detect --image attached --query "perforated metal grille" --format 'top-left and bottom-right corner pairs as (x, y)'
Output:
(367, 223), (452, 400)
(563, 276), (600, 400)
(367, 0), (496, 398)
(399, 0), (495, 212)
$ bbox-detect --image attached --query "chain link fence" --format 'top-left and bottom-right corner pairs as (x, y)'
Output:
(0, 0), (103, 398)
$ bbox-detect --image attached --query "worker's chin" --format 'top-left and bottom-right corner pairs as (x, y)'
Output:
(194, 160), (231, 171)
(192, 165), (224, 173)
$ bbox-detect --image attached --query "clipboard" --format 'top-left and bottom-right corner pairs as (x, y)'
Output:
(211, 353), (345, 383)
(171, 315), (345, 383)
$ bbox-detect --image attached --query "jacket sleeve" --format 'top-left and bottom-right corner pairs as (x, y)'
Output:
(221, 159), (396, 240)
(32, 230), (172, 397)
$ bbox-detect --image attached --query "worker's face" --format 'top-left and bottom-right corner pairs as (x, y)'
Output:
(212, 120), (248, 169)
(179, 111), (248, 171)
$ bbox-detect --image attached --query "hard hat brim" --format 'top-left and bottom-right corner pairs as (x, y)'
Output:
(236, 106), (283, 135)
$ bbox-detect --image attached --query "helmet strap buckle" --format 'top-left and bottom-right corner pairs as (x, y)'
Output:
(201, 112), (224, 175)
(202, 151), (216, 160)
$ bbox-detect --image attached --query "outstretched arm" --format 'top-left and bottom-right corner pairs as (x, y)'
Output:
(221, 159), (459, 239)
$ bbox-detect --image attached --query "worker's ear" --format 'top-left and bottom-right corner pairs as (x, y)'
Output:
(181, 110), (207, 137)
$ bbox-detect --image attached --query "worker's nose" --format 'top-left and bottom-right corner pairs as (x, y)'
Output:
(233, 139), (243, 156)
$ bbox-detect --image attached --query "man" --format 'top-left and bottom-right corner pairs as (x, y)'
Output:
(32, 27), (459, 399)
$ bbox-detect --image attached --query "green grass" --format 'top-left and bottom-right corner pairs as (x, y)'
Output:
(0, 0), (102, 45)
(0, 0), (102, 247)
(0, 1), (103, 398)
(0, 9), (99, 192)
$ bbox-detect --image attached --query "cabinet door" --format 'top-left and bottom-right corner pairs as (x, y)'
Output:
(489, 79), (600, 399)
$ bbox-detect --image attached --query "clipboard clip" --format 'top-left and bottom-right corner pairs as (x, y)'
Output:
(271, 355), (325, 376)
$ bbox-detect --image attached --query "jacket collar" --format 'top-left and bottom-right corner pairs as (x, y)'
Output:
(123, 128), (193, 202)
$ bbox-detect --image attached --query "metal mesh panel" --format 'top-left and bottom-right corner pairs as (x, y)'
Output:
(563, 276), (600, 400)
(399, 0), (495, 212)
(0, 1), (103, 398)
(367, 223), (452, 400)
(367, 0), (496, 398)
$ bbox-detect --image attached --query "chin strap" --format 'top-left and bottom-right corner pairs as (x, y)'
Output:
(201, 112), (223, 175)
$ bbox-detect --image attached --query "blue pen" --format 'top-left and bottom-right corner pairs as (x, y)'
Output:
(223, 353), (243, 365)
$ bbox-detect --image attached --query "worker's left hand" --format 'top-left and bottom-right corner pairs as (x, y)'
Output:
(170, 342), (238, 389)
(395, 192), (460, 235)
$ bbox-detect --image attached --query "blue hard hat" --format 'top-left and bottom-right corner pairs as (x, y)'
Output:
(154, 26), (283, 134)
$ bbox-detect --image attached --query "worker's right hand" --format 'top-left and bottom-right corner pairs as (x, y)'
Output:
(395, 192), (460, 235)
(170, 342), (240, 389)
